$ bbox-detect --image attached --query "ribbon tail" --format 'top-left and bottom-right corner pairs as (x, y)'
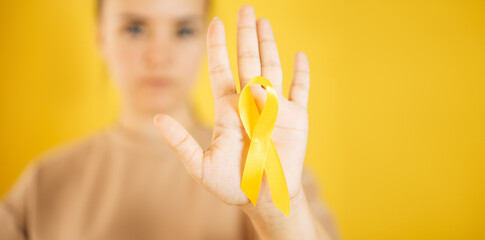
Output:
(240, 146), (266, 206)
(240, 130), (274, 205)
(265, 141), (290, 216)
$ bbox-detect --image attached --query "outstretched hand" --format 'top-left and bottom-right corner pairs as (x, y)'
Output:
(154, 5), (310, 212)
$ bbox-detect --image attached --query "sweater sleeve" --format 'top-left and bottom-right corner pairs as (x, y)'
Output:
(301, 167), (341, 240)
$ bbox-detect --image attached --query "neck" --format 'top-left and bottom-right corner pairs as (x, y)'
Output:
(116, 100), (198, 144)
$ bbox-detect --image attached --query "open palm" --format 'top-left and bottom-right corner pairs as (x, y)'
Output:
(154, 5), (310, 209)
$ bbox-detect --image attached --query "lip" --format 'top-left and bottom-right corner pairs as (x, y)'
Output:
(143, 77), (174, 88)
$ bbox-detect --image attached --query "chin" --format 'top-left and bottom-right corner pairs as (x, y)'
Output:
(136, 92), (184, 114)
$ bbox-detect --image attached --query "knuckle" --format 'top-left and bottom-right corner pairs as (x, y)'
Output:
(237, 25), (256, 30)
(292, 81), (309, 91)
(173, 133), (190, 151)
(294, 69), (310, 75)
(208, 43), (226, 49)
(238, 50), (259, 60)
(262, 59), (281, 68)
(209, 64), (230, 75)
(258, 38), (275, 44)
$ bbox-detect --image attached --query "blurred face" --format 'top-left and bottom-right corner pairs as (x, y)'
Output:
(98, 0), (207, 114)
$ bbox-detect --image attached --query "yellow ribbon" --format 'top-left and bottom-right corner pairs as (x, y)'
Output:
(238, 76), (290, 216)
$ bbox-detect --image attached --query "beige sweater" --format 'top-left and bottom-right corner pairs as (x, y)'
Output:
(0, 123), (339, 240)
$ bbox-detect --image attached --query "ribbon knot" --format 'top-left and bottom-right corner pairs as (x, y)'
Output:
(238, 76), (290, 216)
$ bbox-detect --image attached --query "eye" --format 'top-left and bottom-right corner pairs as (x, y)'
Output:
(177, 27), (195, 38)
(125, 23), (144, 36)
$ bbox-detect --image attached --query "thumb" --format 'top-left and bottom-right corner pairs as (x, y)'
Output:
(153, 114), (204, 182)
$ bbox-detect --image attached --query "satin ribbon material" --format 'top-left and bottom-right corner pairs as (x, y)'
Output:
(238, 76), (290, 216)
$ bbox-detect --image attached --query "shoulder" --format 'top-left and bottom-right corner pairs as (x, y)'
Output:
(0, 128), (113, 229)
(34, 128), (111, 175)
(12, 128), (115, 198)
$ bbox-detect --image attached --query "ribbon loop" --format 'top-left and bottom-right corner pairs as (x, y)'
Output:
(238, 76), (290, 216)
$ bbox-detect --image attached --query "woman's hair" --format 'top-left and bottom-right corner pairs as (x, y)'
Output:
(96, 0), (212, 18)
(96, 0), (103, 17)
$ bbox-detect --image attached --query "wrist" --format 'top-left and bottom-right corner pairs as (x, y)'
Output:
(239, 187), (325, 240)
(240, 185), (307, 221)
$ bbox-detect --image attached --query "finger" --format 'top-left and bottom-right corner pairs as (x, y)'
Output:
(256, 18), (283, 95)
(289, 51), (310, 109)
(237, 5), (261, 89)
(154, 114), (204, 182)
(207, 17), (236, 100)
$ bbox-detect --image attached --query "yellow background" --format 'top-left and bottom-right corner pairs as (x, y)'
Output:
(1, 0), (484, 239)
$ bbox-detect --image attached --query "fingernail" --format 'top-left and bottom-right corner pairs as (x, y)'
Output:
(153, 114), (161, 125)
(213, 16), (220, 21)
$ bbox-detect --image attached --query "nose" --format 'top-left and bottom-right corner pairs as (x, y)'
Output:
(144, 32), (173, 69)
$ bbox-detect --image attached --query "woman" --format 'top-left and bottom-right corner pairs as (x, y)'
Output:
(0, 0), (339, 239)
